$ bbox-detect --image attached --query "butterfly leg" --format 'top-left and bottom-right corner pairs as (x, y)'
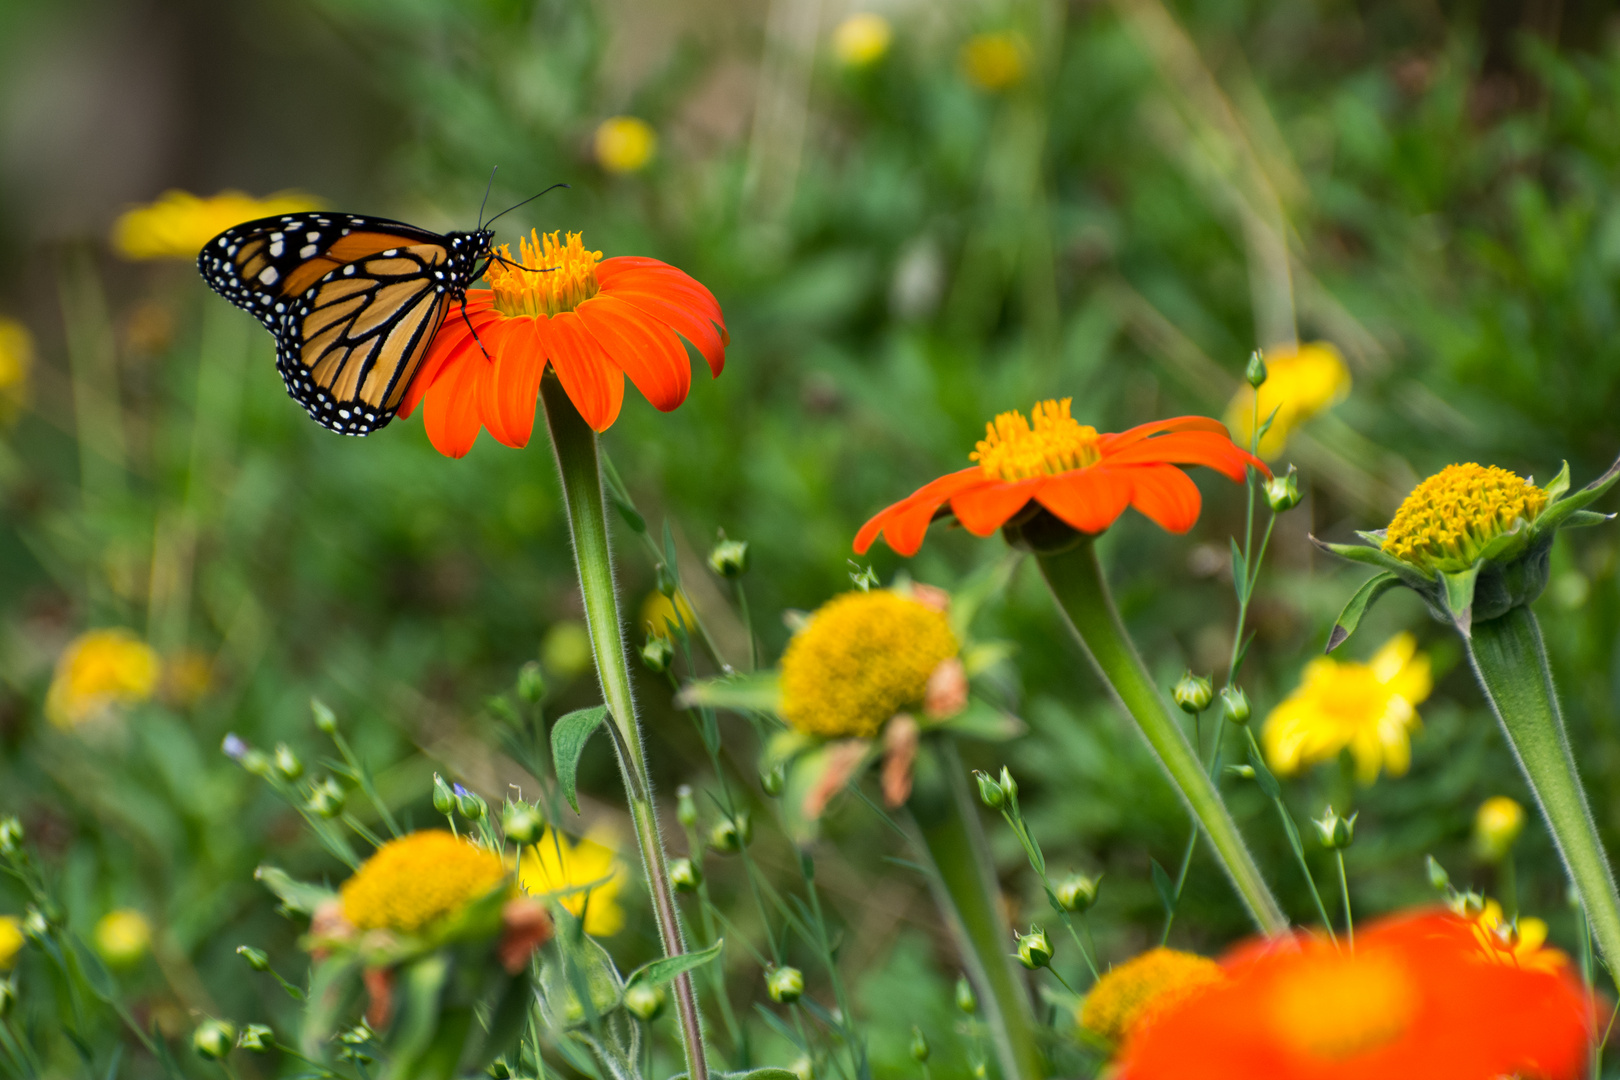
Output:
(460, 298), (495, 362)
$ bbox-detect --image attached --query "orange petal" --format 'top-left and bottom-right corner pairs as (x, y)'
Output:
(1035, 469), (1131, 534)
(1102, 432), (1265, 482)
(1127, 464), (1203, 533)
(1098, 415), (1230, 453)
(597, 258), (724, 317)
(853, 469), (983, 555)
(479, 317), (547, 449)
(599, 269), (725, 332)
(540, 313), (624, 432)
(574, 296), (692, 411)
(597, 285), (727, 377)
(401, 306), (498, 418)
(422, 343), (486, 458)
(948, 480), (1038, 536)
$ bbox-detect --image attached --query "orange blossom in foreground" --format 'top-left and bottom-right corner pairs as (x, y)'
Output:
(855, 399), (1267, 556)
(1117, 910), (1594, 1080)
(400, 230), (727, 458)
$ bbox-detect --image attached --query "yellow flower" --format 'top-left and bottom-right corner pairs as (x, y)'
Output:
(1262, 632), (1431, 784)
(541, 620), (593, 680)
(833, 13), (892, 67)
(341, 830), (507, 933)
(594, 117), (657, 174)
(960, 31), (1028, 92)
(1466, 898), (1566, 973)
(1474, 796), (1526, 863)
(1079, 947), (1224, 1046)
(1224, 342), (1350, 459)
(1382, 464), (1547, 574)
(0, 916), (22, 970)
(519, 829), (625, 937)
(45, 628), (161, 728)
(779, 590), (958, 738)
(111, 190), (321, 261)
(94, 909), (152, 968)
(640, 590), (697, 637)
(0, 316), (34, 422)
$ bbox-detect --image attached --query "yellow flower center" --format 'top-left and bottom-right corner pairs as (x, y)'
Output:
(1079, 947), (1224, 1045)
(971, 399), (1101, 481)
(780, 590), (959, 738)
(488, 230), (603, 318)
(1267, 951), (1418, 1061)
(341, 830), (506, 933)
(1382, 463), (1547, 573)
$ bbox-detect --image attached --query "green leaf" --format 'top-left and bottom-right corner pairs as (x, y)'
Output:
(1536, 453), (1620, 530)
(551, 705), (609, 814)
(469, 972), (532, 1070)
(626, 938), (724, 988)
(1150, 858), (1176, 917)
(935, 697), (1027, 742)
(253, 865), (337, 915)
(1310, 536), (1431, 581)
(1543, 460), (1572, 501)
(1560, 510), (1614, 529)
(388, 954), (452, 1076)
(1441, 563), (1482, 637)
(1229, 538), (1248, 603)
(1326, 572), (1402, 653)
(1247, 742), (1281, 800)
(599, 453), (647, 534)
(675, 672), (782, 714)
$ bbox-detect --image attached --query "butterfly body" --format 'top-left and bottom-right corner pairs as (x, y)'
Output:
(198, 211), (494, 435)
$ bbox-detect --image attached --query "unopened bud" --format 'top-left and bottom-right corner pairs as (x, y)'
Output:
(954, 976), (977, 1015)
(1016, 926), (1052, 970)
(761, 761), (786, 797)
(1425, 855), (1451, 892)
(1265, 468), (1301, 513)
(237, 1024), (273, 1053)
(790, 1056), (815, 1080)
(670, 858), (703, 892)
(641, 634), (675, 673)
(1245, 349), (1267, 388)
(193, 1019), (236, 1060)
(1313, 807), (1356, 850)
(708, 538), (750, 579)
(0, 817), (22, 855)
(974, 771), (1005, 809)
(432, 774), (455, 814)
(625, 981), (667, 1021)
(1173, 672), (1214, 714)
(307, 778), (345, 819)
(909, 1026), (930, 1063)
(710, 812), (752, 854)
(236, 945), (270, 972)
(676, 785), (698, 828)
(273, 744), (303, 782)
(454, 784), (486, 820)
(1055, 873), (1100, 913)
(311, 699), (338, 735)
(1219, 686), (1250, 726)
(1451, 890), (1486, 919)
(767, 965), (804, 1004)
(1474, 796), (1525, 864)
(1227, 764), (1257, 780)
(502, 802), (545, 846)
(516, 661), (547, 704)
(488, 1062), (512, 1080)
(997, 766), (1018, 804)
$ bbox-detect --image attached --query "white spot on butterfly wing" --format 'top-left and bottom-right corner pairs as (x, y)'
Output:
(259, 266), (279, 285)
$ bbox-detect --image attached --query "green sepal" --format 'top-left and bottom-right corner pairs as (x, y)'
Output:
(1441, 563), (1483, 637)
(1325, 572), (1402, 653)
(1543, 460), (1572, 501)
(933, 697), (1027, 742)
(625, 938), (724, 989)
(1309, 535), (1433, 582)
(1560, 510), (1614, 529)
(1535, 454), (1620, 534)
(551, 705), (609, 814)
(1354, 529), (1389, 546)
(254, 864), (337, 916)
(675, 671), (783, 714)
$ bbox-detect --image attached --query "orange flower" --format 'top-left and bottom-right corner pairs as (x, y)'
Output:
(400, 231), (727, 458)
(854, 400), (1266, 556)
(1118, 910), (1595, 1080)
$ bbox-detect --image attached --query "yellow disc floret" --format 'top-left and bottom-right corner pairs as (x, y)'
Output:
(341, 830), (506, 933)
(780, 591), (958, 738)
(972, 399), (1102, 481)
(1079, 947), (1224, 1045)
(1382, 463), (1547, 573)
(488, 230), (602, 318)
(1266, 950), (1418, 1061)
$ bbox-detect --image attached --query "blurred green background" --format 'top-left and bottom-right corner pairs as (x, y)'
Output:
(3, 0), (1620, 1074)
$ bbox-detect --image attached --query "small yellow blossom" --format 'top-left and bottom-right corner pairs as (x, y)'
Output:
(0, 317), (33, 423)
(1466, 898), (1566, 973)
(1080, 947), (1223, 1045)
(1474, 796), (1526, 863)
(112, 190), (321, 261)
(541, 620), (594, 679)
(1382, 464), (1547, 574)
(1224, 342), (1350, 459)
(519, 828), (625, 937)
(780, 590), (958, 738)
(341, 830), (507, 934)
(960, 31), (1028, 92)
(94, 909), (152, 968)
(46, 628), (161, 728)
(0, 916), (22, 970)
(594, 117), (657, 174)
(640, 590), (698, 638)
(1262, 632), (1431, 784)
(833, 13), (892, 67)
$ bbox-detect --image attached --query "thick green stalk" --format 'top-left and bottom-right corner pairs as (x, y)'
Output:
(540, 376), (708, 1080)
(1467, 606), (1620, 971)
(912, 742), (1044, 1080)
(1037, 543), (1288, 935)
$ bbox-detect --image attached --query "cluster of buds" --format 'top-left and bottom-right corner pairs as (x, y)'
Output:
(432, 774), (487, 821)
(974, 767), (1019, 810)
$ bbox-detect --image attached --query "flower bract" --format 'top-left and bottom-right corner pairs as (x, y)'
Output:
(1262, 632), (1431, 784)
(518, 828), (625, 937)
(1224, 342), (1350, 459)
(398, 230), (727, 457)
(112, 189), (321, 260)
(1078, 947), (1223, 1046)
(854, 400), (1265, 557)
(46, 628), (161, 728)
(340, 830), (506, 933)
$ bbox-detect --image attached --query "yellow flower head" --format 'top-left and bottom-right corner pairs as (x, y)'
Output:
(488, 231), (603, 318)
(1262, 632), (1431, 784)
(594, 117), (658, 174)
(833, 13), (892, 67)
(1382, 464), (1547, 575)
(94, 909), (152, 968)
(0, 317), (34, 421)
(0, 916), (22, 970)
(519, 828), (625, 937)
(341, 830), (507, 933)
(1224, 342), (1350, 459)
(780, 590), (958, 738)
(111, 190), (321, 261)
(960, 31), (1028, 92)
(1474, 796), (1525, 863)
(1079, 947), (1224, 1045)
(46, 628), (161, 728)
(972, 398), (1100, 480)
(1466, 898), (1567, 973)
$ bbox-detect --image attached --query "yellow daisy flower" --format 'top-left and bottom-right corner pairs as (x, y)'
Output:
(1079, 947), (1224, 1046)
(111, 190), (321, 261)
(593, 117), (657, 174)
(45, 628), (161, 729)
(1224, 342), (1351, 459)
(1262, 632), (1432, 784)
(1466, 898), (1566, 973)
(519, 829), (625, 937)
(340, 830), (507, 933)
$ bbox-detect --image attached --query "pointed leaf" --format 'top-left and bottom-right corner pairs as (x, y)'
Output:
(253, 865), (337, 916)
(1354, 529), (1389, 546)
(670, 1071), (801, 1080)
(1544, 460), (1571, 501)
(1442, 564), (1482, 637)
(1310, 535), (1432, 581)
(1536, 452), (1620, 529)
(1150, 858), (1176, 917)
(599, 454), (647, 534)
(662, 521), (680, 584)
(1325, 572), (1402, 653)
(675, 672), (782, 714)
(1247, 742), (1281, 799)
(1560, 510), (1614, 529)
(626, 938), (724, 988)
(551, 705), (609, 814)
(1229, 538), (1248, 603)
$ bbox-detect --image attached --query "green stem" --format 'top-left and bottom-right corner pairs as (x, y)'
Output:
(1336, 851), (1353, 951)
(540, 375), (708, 1080)
(1467, 606), (1620, 974)
(912, 743), (1045, 1080)
(1037, 542), (1287, 935)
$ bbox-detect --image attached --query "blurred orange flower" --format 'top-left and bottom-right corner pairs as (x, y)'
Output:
(400, 231), (727, 457)
(1117, 910), (1594, 1080)
(855, 400), (1265, 556)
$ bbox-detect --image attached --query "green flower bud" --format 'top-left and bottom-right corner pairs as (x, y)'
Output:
(1219, 686), (1251, 726)
(670, 857), (703, 892)
(239, 749), (273, 778)
(1245, 349), (1267, 388)
(656, 563), (679, 598)
(1450, 890), (1486, 919)
(790, 1057), (815, 1080)
(0, 817), (22, 856)
(432, 774), (455, 815)
(237, 1024), (274, 1053)
(676, 785), (698, 828)
(236, 945), (270, 972)
(954, 976), (977, 1015)
(1016, 926), (1052, 970)
(1055, 873), (1100, 913)
(1173, 672), (1214, 714)
(997, 766), (1018, 804)
(22, 907), (50, 937)
(1425, 855), (1451, 892)
(767, 965), (805, 1004)
(502, 802), (545, 846)
(1227, 764), (1257, 780)
(974, 770), (1005, 809)
(972, 1062), (988, 1080)
(625, 981), (667, 1021)
(1313, 807), (1356, 850)
(193, 1019), (236, 1060)
(516, 661), (547, 704)
(307, 779), (346, 819)
(909, 1026), (930, 1063)
(311, 698), (338, 735)
(1265, 468), (1302, 513)
(488, 1061), (512, 1080)
(455, 785), (487, 820)
(760, 761), (786, 798)
(710, 812), (752, 854)
(641, 634), (675, 673)
(708, 538), (750, 579)
(273, 743), (303, 782)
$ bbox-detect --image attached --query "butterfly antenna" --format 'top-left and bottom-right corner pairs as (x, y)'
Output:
(483, 183), (570, 230)
(477, 166), (499, 230)
(491, 253), (556, 275)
